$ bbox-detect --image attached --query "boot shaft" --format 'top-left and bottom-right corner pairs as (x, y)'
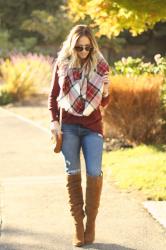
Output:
(66, 173), (85, 219)
(84, 174), (103, 244)
(85, 174), (103, 218)
(66, 173), (85, 246)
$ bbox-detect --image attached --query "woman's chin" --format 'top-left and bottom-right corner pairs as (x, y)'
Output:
(79, 54), (89, 60)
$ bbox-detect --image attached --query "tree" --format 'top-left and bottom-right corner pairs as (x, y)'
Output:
(0, 0), (73, 55)
(21, 9), (73, 44)
(0, 0), (63, 40)
(67, 0), (166, 38)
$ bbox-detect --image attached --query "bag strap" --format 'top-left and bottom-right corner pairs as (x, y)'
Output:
(53, 60), (62, 130)
(59, 107), (63, 129)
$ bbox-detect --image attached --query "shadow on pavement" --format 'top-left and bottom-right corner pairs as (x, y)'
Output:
(83, 242), (136, 250)
(0, 226), (136, 250)
(1, 226), (70, 250)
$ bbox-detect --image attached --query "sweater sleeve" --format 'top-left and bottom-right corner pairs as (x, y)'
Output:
(101, 62), (110, 107)
(48, 61), (60, 122)
(101, 94), (110, 107)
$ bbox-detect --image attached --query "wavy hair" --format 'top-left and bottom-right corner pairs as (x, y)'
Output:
(57, 24), (103, 74)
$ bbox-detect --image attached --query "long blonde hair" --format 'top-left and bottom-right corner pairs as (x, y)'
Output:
(57, 24), (103, 74)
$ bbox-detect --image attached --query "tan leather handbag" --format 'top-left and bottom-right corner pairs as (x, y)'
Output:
(51, 108), (63, 153)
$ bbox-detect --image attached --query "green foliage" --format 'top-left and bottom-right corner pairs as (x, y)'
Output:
(21, 9), (73, 44)
(0, 28), (38, 57)
(154, 54), (166, 75)
(114, 57), (152, 75)
(0, 89), (14, 105)
(0, 1), (73, 56)
(0, 0), (63, 40)
(113, 54), (166, 76)
(0, 29), (15, 57)
(154, 55), (166, 112)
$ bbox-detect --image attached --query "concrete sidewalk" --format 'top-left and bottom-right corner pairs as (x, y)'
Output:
(0, 107), (166, 250)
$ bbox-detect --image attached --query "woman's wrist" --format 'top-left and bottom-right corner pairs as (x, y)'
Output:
(50, 121), (60, 129)
(102, 91), (109, 98)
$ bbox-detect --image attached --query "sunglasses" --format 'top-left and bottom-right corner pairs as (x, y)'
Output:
(75, 45), (93, 52)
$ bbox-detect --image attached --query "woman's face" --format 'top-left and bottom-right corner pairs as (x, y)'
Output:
(75, 36), (92, 60)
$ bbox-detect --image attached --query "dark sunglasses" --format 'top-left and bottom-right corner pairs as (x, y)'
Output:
(75, 45), (93, 52)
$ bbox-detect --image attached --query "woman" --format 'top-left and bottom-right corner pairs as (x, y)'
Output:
(48, 24), (110, 247)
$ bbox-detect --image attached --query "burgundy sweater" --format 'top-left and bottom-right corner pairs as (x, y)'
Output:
(48, 64), (110, 135)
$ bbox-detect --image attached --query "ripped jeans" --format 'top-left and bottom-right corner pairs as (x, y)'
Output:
(61, 123), (103, 176)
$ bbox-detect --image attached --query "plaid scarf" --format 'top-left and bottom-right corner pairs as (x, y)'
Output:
(57, 56), (109, 116)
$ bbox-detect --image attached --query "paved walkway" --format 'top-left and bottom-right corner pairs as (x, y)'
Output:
(0, 107), (166, 250)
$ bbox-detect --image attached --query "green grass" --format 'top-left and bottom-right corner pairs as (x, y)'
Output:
(103, 144), (166, 201)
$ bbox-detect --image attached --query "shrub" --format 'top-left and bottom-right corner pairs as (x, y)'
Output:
(113, 54), (166, 76)
(114, 57), (154, 75)
(113, 55), (166, 114)
(104, 54), (166, 144)
(103, 75), (163, 144)
(0, 88), (14, 105)
(0, 53), (53, 102)
(154, 55), (166, 109)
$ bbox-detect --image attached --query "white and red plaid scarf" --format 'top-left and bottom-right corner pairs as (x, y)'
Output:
(57, 56), (109, 116)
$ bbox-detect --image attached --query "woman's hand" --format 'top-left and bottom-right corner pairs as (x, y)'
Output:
(102, 72), (109, 85)
(50, 121), (62, 136)
(103, 84), (109, 97)
(102, 72), (110, 97)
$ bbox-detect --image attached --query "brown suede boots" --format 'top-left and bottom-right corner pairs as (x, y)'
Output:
(84, 174), (103, 244)
(66, 173), (103, 247)
(66, 173), (85, 247)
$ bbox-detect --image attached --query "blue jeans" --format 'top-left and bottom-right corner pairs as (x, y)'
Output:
(61, 123), (103, 176)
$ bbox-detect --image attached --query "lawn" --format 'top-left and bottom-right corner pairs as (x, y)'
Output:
(103, 144), (166, 201)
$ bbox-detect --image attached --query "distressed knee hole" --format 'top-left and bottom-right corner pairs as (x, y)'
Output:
(67, 169), (81, 175)
(65, 160), (71, 166)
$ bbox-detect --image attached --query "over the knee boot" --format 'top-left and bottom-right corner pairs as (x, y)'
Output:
(84, 174), (103, 244)
(66, 173), (85, 247)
